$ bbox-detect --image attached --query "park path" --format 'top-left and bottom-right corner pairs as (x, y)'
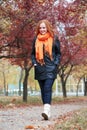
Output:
(0, 101), (87, 130)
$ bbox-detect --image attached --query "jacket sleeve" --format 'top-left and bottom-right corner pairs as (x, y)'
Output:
(31, 37), (37, 65)
(54, 36), (61, 65)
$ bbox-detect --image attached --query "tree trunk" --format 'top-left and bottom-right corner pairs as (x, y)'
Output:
(84, 81), (87, 96)
(3, 72), (6, 96)
(76, 78), (82, 97)
(55, 77), (58, 96)
(19, 68), (23, 96)
(61, 78), (67, 97)
(83, 77), (87, 96)
(23, 68), (29, 102)
(58, 64), (73, 98)
(6, 84), (8, 96)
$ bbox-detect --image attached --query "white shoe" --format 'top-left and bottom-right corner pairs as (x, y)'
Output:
(42, 104), (51, 120)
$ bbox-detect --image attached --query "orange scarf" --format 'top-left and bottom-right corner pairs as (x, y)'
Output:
(35, 32), (53, 65)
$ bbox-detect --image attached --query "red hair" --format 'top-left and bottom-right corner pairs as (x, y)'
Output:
(36, 19), (54, 37)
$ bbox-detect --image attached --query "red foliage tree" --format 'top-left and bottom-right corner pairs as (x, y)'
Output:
(53, 0), (87, 97)
(0, 0), (87, 99)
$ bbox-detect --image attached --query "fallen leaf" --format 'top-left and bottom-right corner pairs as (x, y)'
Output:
(25, 125), (34, 129)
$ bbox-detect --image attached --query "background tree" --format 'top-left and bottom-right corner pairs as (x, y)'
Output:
(0, 0), (56, 101)
(72, 65), (87, 96)
(54, 0), (87, 97)
(0, 0), (87, 100)
(0, 59), (20, 95)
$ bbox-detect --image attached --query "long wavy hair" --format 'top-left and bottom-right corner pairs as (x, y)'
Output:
(35, 19), (54, 37)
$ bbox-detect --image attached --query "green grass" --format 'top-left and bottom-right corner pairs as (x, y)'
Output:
(54, 108), (87, 130)
(0, 96), (77, 104)
(0, 96), (68, 108)
(0, 96), (42, 107)
(0, 96), (86, 108)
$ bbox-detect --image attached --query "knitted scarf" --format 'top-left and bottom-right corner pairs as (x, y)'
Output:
(35, 32), (53, 65)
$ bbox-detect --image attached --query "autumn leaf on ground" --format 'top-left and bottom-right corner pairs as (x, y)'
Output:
(25, 125), (35, 129)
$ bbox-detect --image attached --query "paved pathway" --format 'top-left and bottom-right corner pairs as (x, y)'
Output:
(0, 101), (87, 130)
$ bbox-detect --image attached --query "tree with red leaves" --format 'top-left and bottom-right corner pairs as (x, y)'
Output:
(0, 0), (87, 100)
(0, 0), (56, 101)
(53, 0), (87, 97)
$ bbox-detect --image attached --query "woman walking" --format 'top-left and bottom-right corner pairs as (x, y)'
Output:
(31, 19), (61, 120)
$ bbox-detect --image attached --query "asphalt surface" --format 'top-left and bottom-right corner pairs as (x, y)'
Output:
(0, 101), (87, 130)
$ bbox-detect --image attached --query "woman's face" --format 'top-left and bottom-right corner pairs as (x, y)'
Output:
(39, 22), (47, 35)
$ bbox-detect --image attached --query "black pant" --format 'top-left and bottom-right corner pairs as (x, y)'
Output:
(38, 79), (55, 104)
